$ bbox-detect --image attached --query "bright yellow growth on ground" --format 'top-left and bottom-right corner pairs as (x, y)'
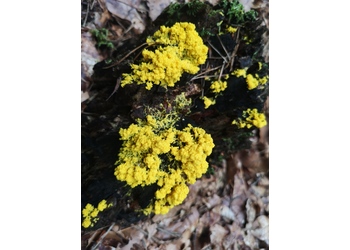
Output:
(82, 200), (113, 228)
(232, 68), (247, 78)
(226, 26), (238, 34)
(232, 67), (268, 90)
(201, 80), (227, 109)
(121, 22), (208, 90)
(210, 80), (227, 93)
(115, 97), (215, 215)
(246, 74), (259, 90)
(232, 108), (267, 129)
(202, 96), (216, 109)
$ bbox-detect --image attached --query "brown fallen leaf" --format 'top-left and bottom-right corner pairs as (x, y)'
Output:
(257, 175), (269, 187)
(223, 221), (246, 250)
(227, 155), (248, 226)
(81, 91), (90, 103)
(162, 227), (192, 250)
(119, 226), (147, 250)
(193, 207), (224, 249)
(243, 230), (259, 249)
(100, 0), (146, 34)
(250, 215), (269, 245)
(152, 207), (181, 225)
(81, 28), (106, 106)
(101, 230), (130, 248)
(147, 0), (172, 21)
(238, 148), (265, 176)
(153, 206), (199, 243)
(82, 227), (105, 249)
(245, 198), (256, 229)
(179, 179), (203, 210)
(146, 223), (158, 241)
(210, 224), (228, 247)
(202, 193), (222, 209)
(82, 224), (130, 249)
(212, 205), (235, 222)
(247, 174), (269, 220)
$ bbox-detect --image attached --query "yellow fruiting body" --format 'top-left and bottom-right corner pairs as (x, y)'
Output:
(121, 22), (208, 90)
(202, 96), (216, 109)
(246, 74), (259, 90)
(82, 200), (113, 228)
(232, 66), (268, 90)
(210, 80), (227, 93)
(232, 108), (267, 129)
(255, 74), (269, 85)
(226, 26), (238, 34)
(201, 79), (227, 109)
(114, 99), (215, 215)
(232, 68), (247, 78)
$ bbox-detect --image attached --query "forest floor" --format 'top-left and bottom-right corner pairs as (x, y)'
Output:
(81, 0), (269, 249)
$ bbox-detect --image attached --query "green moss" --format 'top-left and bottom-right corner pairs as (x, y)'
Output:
(90, 28), (114, 49)
(220, 0), (257, 24)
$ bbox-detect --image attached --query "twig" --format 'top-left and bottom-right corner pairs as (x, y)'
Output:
(133, 42), (162, 61)
(229, 28), (241, 72)
(106, 78), (121, 101)
(83, 2), (89, 27)
(91, 223), (115, 250)
(116, 17), (126, 30)
(200, 62), (209, 97)
(156, 226), (182, 238)
(132, 225), (149, 237)
(90, 0), (96, 10)
(208, 56), (227, 60)
(217, 34), (231, 59)
(81, 111), (100, 116)
(151, 235), (165, 245)
(103, 42), (148, 69)
(189, 65), (222, 81)
(207, 40), (228, 63)
(123, 23), (134, 35)
(218, 62), (225, 81)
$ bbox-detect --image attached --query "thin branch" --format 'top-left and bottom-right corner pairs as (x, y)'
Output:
(217, 34), (231, 59)
(156, 226), (182, 238)
(103, 42), (148, 69)
(90, 0), (96, 10)
(91, 223), (115, 250)
(189, 65), (223, 81)
(123, 23), (134, 35)
(229, 28), (241, 72)
(218, 62), (225, 81)
(207, 40), (228, 63)
(83, 2), (89, 27)
(106, 78), (121, 101)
